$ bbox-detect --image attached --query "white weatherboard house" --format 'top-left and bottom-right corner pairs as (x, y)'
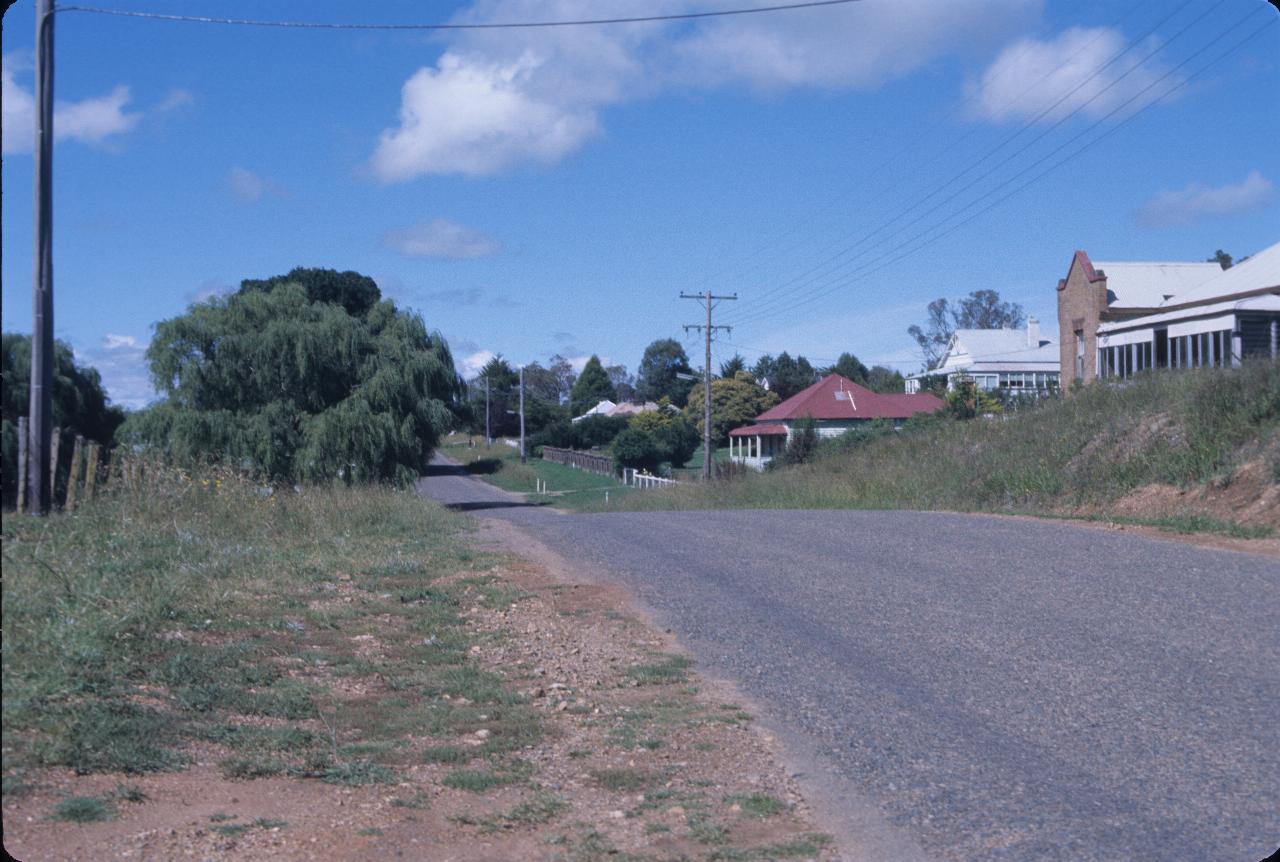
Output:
(1094, 240), (1280, 379)
(905, 318), (1059, 396)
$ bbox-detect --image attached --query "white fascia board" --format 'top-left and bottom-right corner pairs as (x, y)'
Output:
(1098, 329), (1154, 348)
(1168, 314), (1237, 338)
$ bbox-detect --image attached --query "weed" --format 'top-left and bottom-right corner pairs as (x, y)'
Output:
(357, 827), (384, 837)
(209, 812), (236, 822)
(51, 795), (115, 823)
(219, 756), (286, 780)
(112, 782), (148, 804)
(726, 793), (786, 818)
(421, 745), (472, 765)
(253, 817), (287, 829)
(320, 760), (397, 786)
(213, 823), (248, 837)
(390, 791), (429, 809)
(442, 768), (517, 792)
(626, 654), (691, 686)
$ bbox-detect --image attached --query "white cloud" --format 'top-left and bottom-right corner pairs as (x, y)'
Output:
(155, 88), (195, 112)
(971, 27), (1176, 123)
(78, 333), (155, 410)
(3, 54), (143, 154)
(371, 0), (1039, 180)
(384, 218), (500, 258)
(371, 52), (599, 179)
(461, 349), (497, 377)
(227, 166), (285, 203)
(1135, 171), (1276, 228)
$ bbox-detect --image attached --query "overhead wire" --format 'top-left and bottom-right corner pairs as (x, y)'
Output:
(55, 0), (864, 29)
(726, 7), (1276, 334)
(691, 0), (1162, 295)
(724, 0), (1217, 328)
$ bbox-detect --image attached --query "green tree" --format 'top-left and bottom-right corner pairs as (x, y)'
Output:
(824, 352), (869, 385)
(606, 364), (635, 402)
(683, 371), (781, 445)
(547, 354), (577, 404)
(2, 333), (126, 505)
(770, 352), (816, 400)
(1206, 249), (1233, 270)
(719, 354), (747, 378)
(238, 266), (381, 317)
(909, 290), (1025, 370)
(119, 275), (461, 484)
(779, 415), (818, 466)
(636, 339), (695, 406)
(569, 355), (617, 416)
(629, 409), (700, 467)
(865, 365), (906, 393)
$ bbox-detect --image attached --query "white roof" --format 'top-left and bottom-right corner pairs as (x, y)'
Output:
(1157, 240), (1280, 307)
(1092, 261), (1221, 308)
(1099, 292), (1280, 334)
(938, 327), (1057, 374)
(571, 399), (616, 422)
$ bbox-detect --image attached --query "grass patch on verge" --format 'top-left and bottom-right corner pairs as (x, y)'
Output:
(51, 795), (115, 823)
(626, 654), (692, 686)
(606, 362), (1280, 536)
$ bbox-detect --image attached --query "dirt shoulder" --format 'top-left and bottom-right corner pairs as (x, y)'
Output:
(4, 512), (836, 861)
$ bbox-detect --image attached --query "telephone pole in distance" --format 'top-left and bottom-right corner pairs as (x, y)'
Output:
(682, 290), (736, 481)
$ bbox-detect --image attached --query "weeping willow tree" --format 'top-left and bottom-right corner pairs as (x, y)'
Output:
(120, 271), (463, 484)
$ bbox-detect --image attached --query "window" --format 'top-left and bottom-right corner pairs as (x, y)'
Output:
(1075, 330), (1085, 379)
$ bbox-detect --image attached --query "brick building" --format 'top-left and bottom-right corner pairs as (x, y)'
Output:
(1055, 251), (1220, 384)
(1056, 242), (1280, 384)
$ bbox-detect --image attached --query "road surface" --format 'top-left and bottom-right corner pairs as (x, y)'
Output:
(418, 458), (1280, 862)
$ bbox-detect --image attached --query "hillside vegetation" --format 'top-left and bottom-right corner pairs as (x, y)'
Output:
(613, 360), (1280, 536)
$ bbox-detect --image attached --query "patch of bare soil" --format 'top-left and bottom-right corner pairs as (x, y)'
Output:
(1106, 456), (1280, 532)
(3, 529), (836, 860)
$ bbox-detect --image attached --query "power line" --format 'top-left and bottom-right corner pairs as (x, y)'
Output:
(726, 0), (1215, 328)
(728, 8), (1276, 334)
(56, 0), (863, 30)
(689, 0), (1160, 299)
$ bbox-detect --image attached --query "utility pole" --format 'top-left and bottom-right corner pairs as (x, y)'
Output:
(484, 375), (491, 447)
(682, 290), (736, 481)
(27, 0), (55, 513)
(518, 365), (526, 464)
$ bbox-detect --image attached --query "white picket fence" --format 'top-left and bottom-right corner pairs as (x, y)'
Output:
(622, 468), (680, 489)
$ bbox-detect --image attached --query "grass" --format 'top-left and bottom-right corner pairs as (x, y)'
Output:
(608, 362), (1280, 536)
(51, 794), (115, 823)
(727, 793), (787, 818)
(626, 653), (692, 686)
(2, 460), (547, 806)
(591, 767), (657, 792)
(440, 435), (636, 511)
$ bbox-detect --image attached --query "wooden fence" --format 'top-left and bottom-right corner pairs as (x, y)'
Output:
(541, 446), (615, 477)
(10, 422), (113, 513)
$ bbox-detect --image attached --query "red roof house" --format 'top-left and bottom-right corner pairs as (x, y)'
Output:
(728, 374), (944, 468)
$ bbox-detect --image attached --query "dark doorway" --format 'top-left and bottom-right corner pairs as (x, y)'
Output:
(1155, 329), (1168, 368)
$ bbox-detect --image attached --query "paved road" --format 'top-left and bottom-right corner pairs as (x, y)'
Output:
(418, 459), (1280, 861)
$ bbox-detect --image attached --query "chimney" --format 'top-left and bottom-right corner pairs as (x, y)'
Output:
(1027, 316), (1040, 347)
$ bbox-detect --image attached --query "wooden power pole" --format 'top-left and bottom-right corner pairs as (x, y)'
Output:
(27, 0), (55, 513)
(682, 290), (736, 480)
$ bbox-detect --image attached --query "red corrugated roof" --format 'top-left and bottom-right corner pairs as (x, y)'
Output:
(728, 423), (788, 436)
(754, 375), (944, 422)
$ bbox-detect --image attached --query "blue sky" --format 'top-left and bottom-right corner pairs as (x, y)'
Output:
(3, 0), (1278, 408)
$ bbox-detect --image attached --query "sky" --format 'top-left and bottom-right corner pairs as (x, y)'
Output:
(2, 0), (1278, 409)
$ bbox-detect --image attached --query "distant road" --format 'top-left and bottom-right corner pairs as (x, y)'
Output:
(418, 457), (1280, 862)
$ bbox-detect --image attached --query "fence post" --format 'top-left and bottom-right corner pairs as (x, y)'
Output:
(65, 435), (85, 512)
(85, 443), (101, 500)
(49, 427), (61, 508)
(17, 417), (29, 512)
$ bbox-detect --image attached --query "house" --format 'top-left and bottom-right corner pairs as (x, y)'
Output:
(905, 318), (1059, 396)
(1093, 241), (1280, 379)
(1056, 250), (1223, 384)
(571, 400), (616, 423)
(571, 399), (667, 423)
(728, 374), (944, 469)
